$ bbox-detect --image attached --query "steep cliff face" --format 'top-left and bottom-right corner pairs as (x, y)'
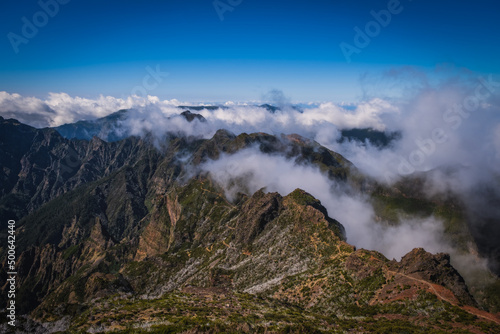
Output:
(1, 117), (500, 333)
(0, 117), (356, 224)
(0, 117), (160, 224)
(5, 177), (496, 333)
(391, 248), (477, 306)
(0, 117), (38, 197)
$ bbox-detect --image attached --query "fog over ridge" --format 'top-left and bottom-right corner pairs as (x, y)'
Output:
(1, 69), (499, 276)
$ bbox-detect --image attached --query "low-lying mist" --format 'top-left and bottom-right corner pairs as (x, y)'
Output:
(199, 146), (496, 288)
(200, 146), (445, 260)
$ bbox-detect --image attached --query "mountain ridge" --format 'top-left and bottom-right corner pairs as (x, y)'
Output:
(1, 115), (499, 333)
(52, 108), (400, 148)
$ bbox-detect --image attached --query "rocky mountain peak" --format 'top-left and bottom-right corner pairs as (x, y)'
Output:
(1, 117), (499, 332)
(391, 247), (476, 306)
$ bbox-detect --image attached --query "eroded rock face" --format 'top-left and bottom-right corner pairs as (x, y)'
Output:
(134, 194), (181, 261)
(0, 118), (160, 222)
(180, 110), (206, 123)
(234, 190), (282, 245)
(391, 248), (477, 306)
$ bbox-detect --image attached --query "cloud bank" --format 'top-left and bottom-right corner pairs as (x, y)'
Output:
(199, 146), (495, 288)
(0, 91), (396, 131)
(0, 92), (185, 128)
(1, 69), (499, 275)
(200, 147), (450, 260)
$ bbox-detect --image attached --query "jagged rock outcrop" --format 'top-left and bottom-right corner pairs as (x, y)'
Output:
(390, 248), (477, 306)
(180, 110), (206, 123)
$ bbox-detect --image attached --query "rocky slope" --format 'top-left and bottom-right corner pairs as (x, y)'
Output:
(1, 115), (499, 333)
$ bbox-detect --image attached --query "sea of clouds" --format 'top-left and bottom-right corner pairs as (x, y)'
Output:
(1, 70), (499, 280)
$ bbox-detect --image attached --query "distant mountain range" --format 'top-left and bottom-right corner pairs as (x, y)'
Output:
(54, 106), (401, 148)
(1, 114), (499, 333)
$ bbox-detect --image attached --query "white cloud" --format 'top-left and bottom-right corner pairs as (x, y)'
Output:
(0, 91), (186, 127)
(296, 98), (397, 131)
(2, 72), (498, 276)
(0, 91), (398, 136)
(199, 147), (453, 261)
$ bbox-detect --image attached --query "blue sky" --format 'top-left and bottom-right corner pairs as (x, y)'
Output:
(0, 0), (499, 102)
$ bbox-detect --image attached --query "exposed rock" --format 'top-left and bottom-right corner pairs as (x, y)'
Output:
(180, 110), (206, 122)
(234, 189), (282, 245)
(391, 247), (477, 306)
(1, 117), (499, 332)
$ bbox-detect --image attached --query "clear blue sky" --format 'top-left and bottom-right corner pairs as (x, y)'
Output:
(0, 0), (499, 102)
